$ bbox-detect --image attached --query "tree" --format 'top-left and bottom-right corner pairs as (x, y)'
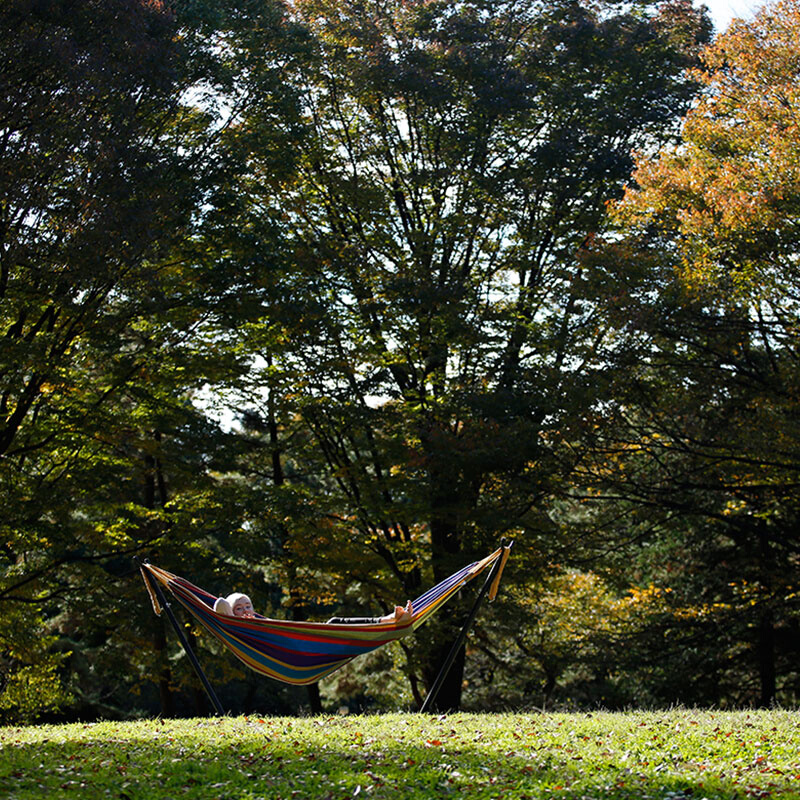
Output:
(466, 570), (672, 710)
(616, 0), (800, 301)
(0, 0), (307, 720)
(566, 288), (800, 705)
(572, 0), (800, 706)
(232, 0), (710, 709)
(0, 0), (196, 719)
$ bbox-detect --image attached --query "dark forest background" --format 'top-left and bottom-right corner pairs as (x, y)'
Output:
(3, 0), (800, 723)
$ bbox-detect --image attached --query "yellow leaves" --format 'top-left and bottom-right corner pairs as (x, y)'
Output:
(0, 662), (73, 722)
(626, 583), (672, 606)
(673, 601), (729, 620)
(671, 580), (775, 620)
(515, 571), (672, 652)
(722, 499), (747, 516)
(98, 520), (136, 547)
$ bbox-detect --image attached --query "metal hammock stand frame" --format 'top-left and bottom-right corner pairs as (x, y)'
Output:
(135, 538), (511, 715)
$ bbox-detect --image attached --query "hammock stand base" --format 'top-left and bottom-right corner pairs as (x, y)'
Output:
(135, 539), (512, 715)
(135, 557), (225, 717)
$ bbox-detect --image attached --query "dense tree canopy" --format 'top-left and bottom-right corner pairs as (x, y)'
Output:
(8, 0), (800, 720)
(223, 0), (711, 709)
(571, 0), (800, 707)
(0, 0), (306, 720)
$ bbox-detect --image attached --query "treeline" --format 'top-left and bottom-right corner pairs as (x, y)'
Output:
(2, 0), (799, 723)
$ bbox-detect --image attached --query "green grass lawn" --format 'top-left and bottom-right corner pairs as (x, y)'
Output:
(1, 710), (799, 799)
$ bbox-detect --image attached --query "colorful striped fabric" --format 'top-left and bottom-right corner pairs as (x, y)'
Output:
(140, 546), (509, 686)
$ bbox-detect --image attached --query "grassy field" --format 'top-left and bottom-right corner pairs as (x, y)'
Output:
(1, 710), (799, 799)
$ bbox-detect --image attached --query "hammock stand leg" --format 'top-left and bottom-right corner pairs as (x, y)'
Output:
(420, 538), (510, 713)
(136, 558), (225, 717)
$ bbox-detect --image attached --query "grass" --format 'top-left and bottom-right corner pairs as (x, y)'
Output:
(1, 709), (799, 799)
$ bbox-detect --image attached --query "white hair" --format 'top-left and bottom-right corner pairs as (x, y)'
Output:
(214, 593), (253, 616)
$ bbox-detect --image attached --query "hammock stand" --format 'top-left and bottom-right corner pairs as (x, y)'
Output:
(135, 539), (512, 715)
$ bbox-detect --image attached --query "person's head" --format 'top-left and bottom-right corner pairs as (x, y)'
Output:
(226, 593), (254, 618)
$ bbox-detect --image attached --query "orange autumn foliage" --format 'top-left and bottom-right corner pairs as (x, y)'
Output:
(613, 0), (800, 297)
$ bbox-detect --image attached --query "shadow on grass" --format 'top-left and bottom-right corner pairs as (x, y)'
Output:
(0, 726), (792, 800)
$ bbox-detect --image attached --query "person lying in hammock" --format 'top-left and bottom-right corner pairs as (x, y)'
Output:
(213, 593), (414, 625)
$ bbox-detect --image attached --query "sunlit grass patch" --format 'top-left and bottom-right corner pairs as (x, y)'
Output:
(1, 710), (799, 799)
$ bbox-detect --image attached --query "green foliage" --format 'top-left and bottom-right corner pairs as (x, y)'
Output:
(570, 0), (800, 708)
(0, 663), (71, 726)
(459, 570), (672, 711)
(0, 606), (72, 724)
(2, 711), (800, 799)
(225, 0), (710, 709)
(0, 0), (305, 721)
(565, 244), (800, 705)
(9, 0), (799, 720)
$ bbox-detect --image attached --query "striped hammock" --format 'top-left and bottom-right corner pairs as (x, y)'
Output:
(139, 546), (510, 686)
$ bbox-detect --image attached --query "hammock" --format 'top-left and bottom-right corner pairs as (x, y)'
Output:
(139, 545), (510, 686)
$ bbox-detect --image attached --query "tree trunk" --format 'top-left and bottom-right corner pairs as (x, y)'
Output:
(757, 609), (776, 707)
(305, 682), (323, 715)
(542, 669), (557, 711)
(420, 455), (475, 711)
(266, 380), (324, 713)
(286, 590), (323, 713)
(756, 529), (776, 707)
(420, 631), (466, 712)
(153, 618), (175, 717)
